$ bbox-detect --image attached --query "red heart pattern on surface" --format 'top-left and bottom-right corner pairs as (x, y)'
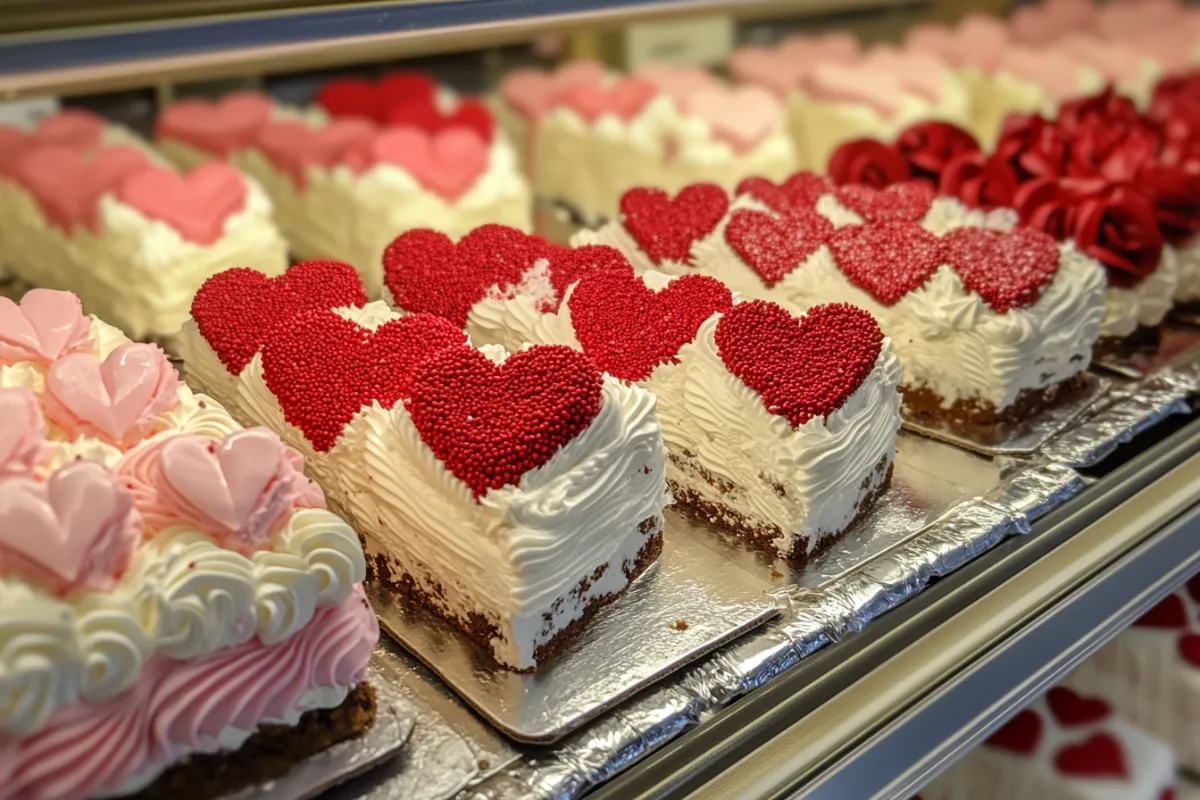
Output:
(724, 207), (834, 288)
(568, 269), (733, 381)
(191, 259), (367, 375)
(827, 222), (944, 306)
(715, 301), (883, 428)
(1054, 733), (1129, 779)
(619, 183), (729, 265)
(385, 97), (495, 144)
(255, 118), (378, 188)
(1177, 634), (1200, 668)
(262, 309), (467, 452)
(835, 181), (936, 223)
(942, 227), (1060, 313)
(1133, 594), (1188, 629)
(315, 72), (438, 123)
(736, 172), (832, 216)
(1045, 687), (1111, 727)
(115, 163), (248, 245)
(369, 126), (488, 201)
(985, 709), (1043, 755)
(408, 345), (603, 498)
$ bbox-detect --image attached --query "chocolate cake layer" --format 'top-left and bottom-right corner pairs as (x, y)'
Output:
(1095, 325), (1162, 361)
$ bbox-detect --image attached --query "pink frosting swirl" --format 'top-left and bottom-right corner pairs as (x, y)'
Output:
(0, 387), (47, 478)
(112, 438), (180, 536)
(0, 290), (91, 367)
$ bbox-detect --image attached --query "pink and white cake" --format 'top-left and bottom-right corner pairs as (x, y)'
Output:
(154, 81), (531, 296)
(495, 63), (796, 222)
(1064, 580), (1200, 772)
(920, 687), (1176, 800)
(0, 288), (376, 800)
(0, 110), (287, 339)
(177, 259), (669, 671)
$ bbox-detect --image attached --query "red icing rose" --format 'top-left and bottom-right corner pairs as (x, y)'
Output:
(996, 113), (1069, 182)
(1149, 70), (1200, 126)
(1066, 120), (1161, 182)
(1058, 87), (1140, 133)
(827, 139), (911, 189)
(1139, 156), (1200, 245)
(1013, 178), (1077, 242)
(895, 121), (981, 184)
(1071, 182), (1164, 288)
(939, 151), (1019, 211)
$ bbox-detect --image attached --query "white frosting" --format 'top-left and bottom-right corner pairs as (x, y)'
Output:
(813, 192), (1019, 236)
(1100, 246), (1180, 338)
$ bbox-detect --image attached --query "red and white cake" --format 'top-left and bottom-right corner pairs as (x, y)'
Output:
(0, 110), (287, 338)
(154, 78), (531, 296)
(920, 687), (1176, 800)
(0, 288), (376, 800)
(177, 259), (669, 671)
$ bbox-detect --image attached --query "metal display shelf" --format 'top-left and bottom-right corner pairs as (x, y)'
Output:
(0, 0), (924, 99)
(589, 412), (1200, 800)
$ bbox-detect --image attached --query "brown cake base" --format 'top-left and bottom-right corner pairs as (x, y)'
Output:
(1095, 325), (1163, 361)
(901, 371), (1091, 444)
(367, 517), (664, 672)
(128, 682), (377, 800)
(669, 452), (894, 567)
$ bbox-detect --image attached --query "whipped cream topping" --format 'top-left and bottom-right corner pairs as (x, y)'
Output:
(1173, 235), (1200, 304)
(813, 192), (1019, 235)
(1101, 246), (1180, 338)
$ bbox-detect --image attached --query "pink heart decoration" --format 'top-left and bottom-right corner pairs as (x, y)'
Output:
(43, 341), (181, 447)
(12, 144), (153, 232)
(369, 126), (487, 202)
(553, 77), (658, 123)
(637, 64), (723, 109)
(0, 288), (92, 366)
(501, 60), (607, 119)
(0, 388), (46, 478)
(155, 91), (273, 156)
(34, 110), (105, 151)
(0, 126), (33, 179)
(159, 429), (298, 550)
(0, 461), (139, 594)
(255, 118), (378, 188)
(688, 86), (781, 153)
(804, 64), (903, 119)
(727, 47), (810, 98)
(115, 163), (248, 245)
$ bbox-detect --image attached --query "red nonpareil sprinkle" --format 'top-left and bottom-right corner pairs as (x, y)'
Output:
(568, 269), (732, 381)
(191, 260), (367, 375)
(735, 172), (832, 216)
(827, 222), (944, 306)
(544, 244), (632, 308)
(261, 308), (465, 452)
(715, 301), (883, 428)
(619, 183), (729, 265)
(835, 181), (936, 223)
(407, 345), (603, 498)
(942, 227), (1060, 313)
(724, 207), (833, 288)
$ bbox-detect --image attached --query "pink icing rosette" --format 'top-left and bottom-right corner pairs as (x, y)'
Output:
(0, 289), (92, 367)
(0, 388), (47, 478)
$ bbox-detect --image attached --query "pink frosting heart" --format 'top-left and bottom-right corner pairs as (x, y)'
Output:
(0, 288), (92, 366)
(0, 126), (34, 179)
(688, 85), (781, 153)
(804, 63), (903, 118)
(0, 388), (46, 478)
(369, 126), (487, 201)
(0, 460), (140, 595)
(904, 24), (963, 65)
(114, 163), (248, 245)
(637, 63), (723, 109)
(43, 341), (181, 448)
(779, 32), (861, 63)
(500, 60), (607, 119)
(727, 47), (812, 98)
(1059, 35), (1146, 85)
(955, 13), (1011, 73)
(255, 117), (378, 188)
(12, 144), (153, 233)
(34, 110), (105, 151)
(552, 77), (658, 123)
(155, 91), (274, 156)
(158, 429), (306, 552)
(999, 47), (1085, 100)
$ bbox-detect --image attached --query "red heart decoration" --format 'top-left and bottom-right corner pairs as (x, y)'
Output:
(114, 163), (248, 245)
(985, 709), (1043, 755)
(543, 244), (632, 306)
(835, 181), (936, 223)
(368, 126), (488, 202)
(568, 269), (733, 381)
(724, 207), (833, 288)
(262, 309), (467, 452)
(1054, 733), (1129, 779)
(408, 345), (603, 498)
(377, 72), (439, 109)
(385, 97), (495, 143)
(715, 301), (883, 428)
(315, 73), (442, 124)
(553, 77), (658, 123)
(1176, 634), (1200, 668)
(191, 260), (367, 375)
(942, 227), (1060, 313)
(619, 183), (729, 266)
(736, 172), (832, 216)
(828, 222), (945, 306)
(1045, 687), (1112, 727)
(13, 144), (152, 233)
(155, 92), (273, 157)
(1134, 594), (1188, 629)
(255, 118), (378, 188)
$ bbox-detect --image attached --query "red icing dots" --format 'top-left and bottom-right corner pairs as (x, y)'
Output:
(619, 183), (729, 265)
(1134, 594), (1188, 629)
(715, 301), (883, 428)
(986, 709), (1043, 755)
(724, 207), (833, 288)
(544, 244), (632, 308)
(827, 222), (944, 306)
(191, 260), (367, 375)
(942, 227), (1060, 313)
(1054, 733), (1129, 779)
(407, 345), (603, 498)
(569, 269), (732, 382)
(735, 172), (832, 216)
(261, 308), (466, 452)
(1045, 687), (1111, 727)
(835, 181), (936, 223)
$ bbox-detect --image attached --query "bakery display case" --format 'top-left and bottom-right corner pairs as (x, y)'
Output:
(3, 0), (1200, 798)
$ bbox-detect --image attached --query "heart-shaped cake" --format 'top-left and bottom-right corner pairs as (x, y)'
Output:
(724, 207), (834, 287)
(619, 184), (729, 266)
(827, 221), (945, 305)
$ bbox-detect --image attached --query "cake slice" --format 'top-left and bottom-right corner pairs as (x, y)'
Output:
(179, 260), (669, 671)
(0, 288), (376, 800)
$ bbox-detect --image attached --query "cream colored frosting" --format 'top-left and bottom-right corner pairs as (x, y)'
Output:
(1100, 246), (1180, 338)
(1172, 235), (1200, 304)
(814, 192), (1020, 235)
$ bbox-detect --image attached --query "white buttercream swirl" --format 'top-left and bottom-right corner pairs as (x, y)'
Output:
(1101, 246), (1180, 337)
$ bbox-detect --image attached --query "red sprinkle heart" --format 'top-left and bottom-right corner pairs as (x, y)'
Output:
(408, 345), (603, 498)
(1134, 594), (1188, 629)
(315, 72), (439, 124)
(619, 183), (729, 265)
(385, 97), (495, 143)
(715, 301), (883, 428)
(543, 244), (632, 307)
(568, 269), (733, 381)
(942, 227), (1060, 313)
(828, 222), (945, 306)
(835, 181), (936, 223)
(1176, 634), (1200, 668)
(1054, 733), (1129, 779)
(1046, 687), (1112, 727)
(262, 309), (466, 452)
(735, 172), (832, 216)
(985, 709), (1043, 755)
(724, 207), (833, 288)
(191, 260), (367, 375)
